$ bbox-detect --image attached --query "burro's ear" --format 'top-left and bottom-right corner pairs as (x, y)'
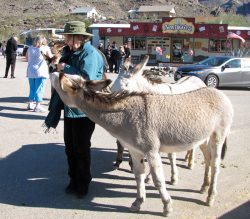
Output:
(86, 79), (112, 91)
(132, 55), (149, 75)
(119, 58), (132, 76)
(59, 73), (84, 94)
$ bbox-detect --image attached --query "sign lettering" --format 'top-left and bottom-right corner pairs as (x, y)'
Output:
(162, 18), (194, 35)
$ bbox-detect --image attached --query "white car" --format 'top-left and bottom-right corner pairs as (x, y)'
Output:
(17, 44), (29, 56)
(17, 44), (24, 56)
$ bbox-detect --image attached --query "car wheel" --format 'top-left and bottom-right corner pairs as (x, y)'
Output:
(205, 74), (219, 88)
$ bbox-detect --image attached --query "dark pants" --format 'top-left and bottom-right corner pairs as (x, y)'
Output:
(117, 59), (123, 73)
(109, 59), (114, 73)
(64, 117), (95, 191)
(5, 54), (16, 77)
(108, 59), (113, 72)
(110, 59), (119, 73)
(114, 60), (119, 73)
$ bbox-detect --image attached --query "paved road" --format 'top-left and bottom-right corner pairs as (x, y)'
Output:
(0, 56), (249, 219)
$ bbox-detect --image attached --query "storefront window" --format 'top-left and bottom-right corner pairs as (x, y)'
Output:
(124, 37), (146, 50)
(209, 39), (227, 52)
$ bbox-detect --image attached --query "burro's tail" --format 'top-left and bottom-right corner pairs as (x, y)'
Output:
(221, 138), (227, 160)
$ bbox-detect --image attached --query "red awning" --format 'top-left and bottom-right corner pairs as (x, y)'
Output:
(227, 32), (245, 44)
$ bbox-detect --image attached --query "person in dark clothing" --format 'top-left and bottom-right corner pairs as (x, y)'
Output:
(4, 34), (18, 78)
(1, 41), (6, 58)
(124, 43), (131, 60)
(110, 45), (121, 73)
(117, 45), (126, 72)
(56, 21), (104, 198)
(105, 45), (112, 72)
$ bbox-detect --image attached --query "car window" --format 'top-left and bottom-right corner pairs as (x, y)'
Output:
(227, 59), (241, 68)
(242, 59), (250, 68)
(199, 57), (231, 66)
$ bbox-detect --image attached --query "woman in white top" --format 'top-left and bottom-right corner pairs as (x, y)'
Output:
(26, 35), (53, 112)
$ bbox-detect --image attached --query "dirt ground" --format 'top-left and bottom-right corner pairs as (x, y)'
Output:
(0, 56), (249, 219)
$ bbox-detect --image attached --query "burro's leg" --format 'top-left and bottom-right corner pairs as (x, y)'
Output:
(129, 150), (146, 212)
(114, 140), (133, 171)
(145, 152), (178, 185)
(147, 152), (173, 217)
(184, 149), (195, 169)
(206, 133), (226, 206)
(114, 140), (124, 169)
(144, 172), (152, 184)
(184, 150), (190, 162)
(188, 149), (195, 169)
(168, 153), (178, 185)
(146, 152), (178, 185)
(128, 151), (133, 172)
(199, 143), (211, 194)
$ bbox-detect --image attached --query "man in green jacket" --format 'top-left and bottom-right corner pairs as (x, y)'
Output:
(57, 21), (103, 198)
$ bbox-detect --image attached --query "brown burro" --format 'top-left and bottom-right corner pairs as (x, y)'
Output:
(50, 72), (233, 217)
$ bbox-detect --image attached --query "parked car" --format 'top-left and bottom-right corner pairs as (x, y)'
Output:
(174, 56), (250, 88)
(17, 44), (29, 56)
(17, 44), (24, 56)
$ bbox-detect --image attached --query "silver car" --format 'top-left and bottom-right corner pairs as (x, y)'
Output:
(174, 56), (250, 88)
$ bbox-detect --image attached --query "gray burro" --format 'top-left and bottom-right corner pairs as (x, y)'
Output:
(51, 71), (233, 217)
(111, 56), (207, 185)
(0, 54), (250, 219)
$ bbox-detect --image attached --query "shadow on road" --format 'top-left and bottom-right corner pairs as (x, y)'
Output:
(218, 201), (250, 219)
(0, 96), (50, 120)
(0, 143), (128, 211)
(0, 110), (47, 120)
(0, 142), (206, 216)
(0, 96), (28, 104)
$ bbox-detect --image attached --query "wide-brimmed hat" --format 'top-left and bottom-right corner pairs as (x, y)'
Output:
(61, 21), (93, 36)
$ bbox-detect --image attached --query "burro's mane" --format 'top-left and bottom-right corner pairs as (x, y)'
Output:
(83, 86), (210, 108)
(84, 88), (145, 105)
(142, 70), (163, 84)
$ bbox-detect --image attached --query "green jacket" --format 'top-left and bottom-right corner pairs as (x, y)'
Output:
(61, 41), (103, 118)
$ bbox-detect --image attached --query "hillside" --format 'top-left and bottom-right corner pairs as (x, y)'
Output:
(0, 0), (249, 39)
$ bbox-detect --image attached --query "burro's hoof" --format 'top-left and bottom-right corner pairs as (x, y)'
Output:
(163, 210), (172, 217)
(113, 162), (120, 170)
(188, 163), (194, 169)
(206, 197), (215, 206)
(145, 176), (152, 184)
(170, 177), (178, 186)
(163, 204), (173, 217)
(130, 204), (140, 212)
(130, 198), (144, 212)
(200, 186), (209, 194)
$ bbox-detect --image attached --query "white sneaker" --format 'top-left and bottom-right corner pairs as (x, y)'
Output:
(27, 102), (36, 110)
(34, 105), (47, 113)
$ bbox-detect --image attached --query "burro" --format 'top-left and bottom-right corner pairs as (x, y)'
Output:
(50, 72), (234, 217)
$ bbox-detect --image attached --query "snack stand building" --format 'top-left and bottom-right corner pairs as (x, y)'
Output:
(90, 17), (250, 64)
